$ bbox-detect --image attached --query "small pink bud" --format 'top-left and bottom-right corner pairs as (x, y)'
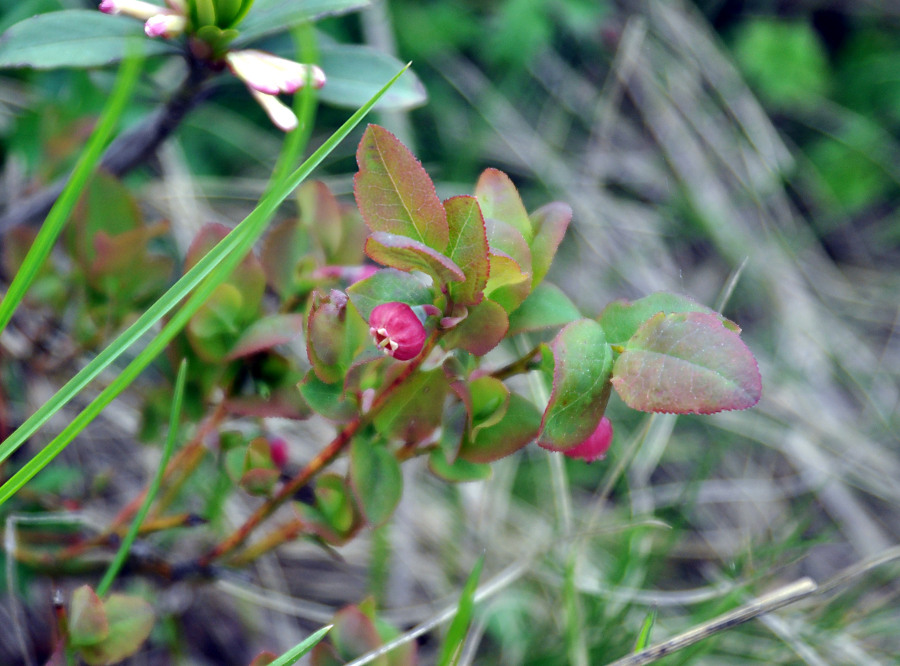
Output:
(98, 0), (166, 20)
(563, 417), (613, 463)
(268, 437), (289, 469)
(144, 13), (186, 38)
(369, 302), (427, 362)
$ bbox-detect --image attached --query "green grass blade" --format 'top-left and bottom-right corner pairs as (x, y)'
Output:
(0, 63), (410, 506)
(633, 606), (657, 652)
(268, 624), (333, 666)
(436, 554), (484, 666)
(0, 46), (143, 335)
(96, 359), (188, 598)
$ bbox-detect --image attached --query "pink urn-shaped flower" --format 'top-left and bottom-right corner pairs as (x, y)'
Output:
(369, 302), (427, 361)
(563, 416), (613, 463)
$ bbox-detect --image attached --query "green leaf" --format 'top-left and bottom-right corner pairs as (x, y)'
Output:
(611, 311), (762, 414)
(475, 168), (532, 242)
(633, 606), (657, 652)
(441, 298), (508, 357)
(186, 283), (245, 362)
(436, 555), (484, 666)
(444, 195), (490, 307)
(299, 370), (359, 422)
(537, 319), (612, 451)
(529, 202), (571, 287)
(373, 368), (447, 443)
(318, 44), (427, 111)
(329, 605), (382, 661)
(314, 473), (359, 537)
(346, 268), (434, 321)
(469, 376), (509, 435)
(307, 290), (353, 383)
(226, 313), (305, 359)
(365, 232), (464, 285)
(350, 438), (402, 527)
(69, 586), (108, 647)
(428, 448), (492, 483)
(354, 124), (448, 251)
(458, 393), (541, 463)
(507, 282), (580, 336)
(79, 594), (154, 666)
(598, 292), (733, 346)
(233, 0), (370, 45)
(0, 11), (172, 69)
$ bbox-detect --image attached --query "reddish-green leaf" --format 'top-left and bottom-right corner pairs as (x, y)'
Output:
(308, 473), (360, 541)
(299, 371), (359, 422)
(346, 268), (435, 321)
(508, 282), (581, 336)
(350, 438), (403, 527)
(475, 168), (532, 242)
(537, 319), (613, 451)
(226, 314), (304, 360)
(354, 124), (448, 251)
(458, 393), (541, 463)
(80, 594), (154, 666)
(373, 367), (447, 443)
(444, 195), (490, 306)
(441, 298), (509, 356)
(365, 232), (464, 285)
(260, 217), (313, 298)
(329, 605), (383, 661)
(69, 586), (108, 647)
(598, 292), (736, 345)
(249, 651), (278, 666)
(611, 311), (762, 414)
(529, 202), (571, 287)
(297, 180), (344, 259)
(186, 283), (244, 362)
(428, 448), (493, 482)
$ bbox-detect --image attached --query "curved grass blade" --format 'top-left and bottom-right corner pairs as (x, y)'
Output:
(269, 624), (333, 666)
(436, 554), (484, 666)
(0, 45), (143, 335)
(633, 606), (657, 652)
(0, 64), (411, 506)
(96, 359), (188, 598)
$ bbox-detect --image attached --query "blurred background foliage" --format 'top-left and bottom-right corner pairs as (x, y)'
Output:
(1, 0), (899, 664)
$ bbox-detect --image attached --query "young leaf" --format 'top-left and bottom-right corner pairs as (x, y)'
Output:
(428, 448), (492, 483)
(365, 232), (465, 285)
(441, 298), (508, 357)
(354, 125), (448, 251)
(537, 319), (613, 451)
(436, 555), (484, 666)
(458, 394), (541, 463)
(69, 586), (108, 647)
(350, 438), (402, 526)
(79, 594), (154, 666)
(346, 268), (435, 321)
(444, 195), (490, 307)
(611, 311), (762, 414)
(529, 202), (571, 287)
(0, 11), (172, 69)
(507, 282), (581, 336)
(475, 168), (532, 242)
(598, 292), (736, 346)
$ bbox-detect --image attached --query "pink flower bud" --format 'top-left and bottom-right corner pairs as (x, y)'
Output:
(563, 417), (613, 463)
(369, 302), (427, 361)
(268, 437), (289, 469)
(98, 0), (167, 20)
(225, 50), (326, 95)
(248, 89), (298, 132)
(144, 12), (186, 38)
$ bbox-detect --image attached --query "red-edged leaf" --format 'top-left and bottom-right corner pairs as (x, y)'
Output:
(330, 606), (382, 661)
(365, 231), (464, 284)
(80, 594), (154, 666)
(298, 179), (343, 258)
(69, 586), (108, 647)
(475, 168), (532, 242)
(611, 311), (761, 414)
(373, 367), (447, 443)
(458, 394), (541, 463)
(485, 218), (532, 278)
(354, 124), (448, 251)
(226, 314), (304, 360)
(599, 292), (738, 346)
(444, 195), (490, 306)
(260, 217), (313, 297)
(529, 202), (571, 287)
(441, 298), (509, 356)
(537, 319), (613, 451)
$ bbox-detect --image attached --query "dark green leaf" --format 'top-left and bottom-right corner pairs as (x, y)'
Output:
(346, 268), (434, 321)
(234, 0), (370, 45)
(318, 44), (427, 111)
(611, 312), (762, 414)
(537, 319), (612, 451)
(458, 394), (540, 463)
(0, 11), (173, 69)
(298, 371), (359, 422)
(354, 124), (448, 251)
(428, 448), (492, 483)
(350, 438), (402, 526)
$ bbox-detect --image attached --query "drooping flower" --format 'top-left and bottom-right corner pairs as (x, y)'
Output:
(562, 417), (613, 463)
(369, 302), (427, 361)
